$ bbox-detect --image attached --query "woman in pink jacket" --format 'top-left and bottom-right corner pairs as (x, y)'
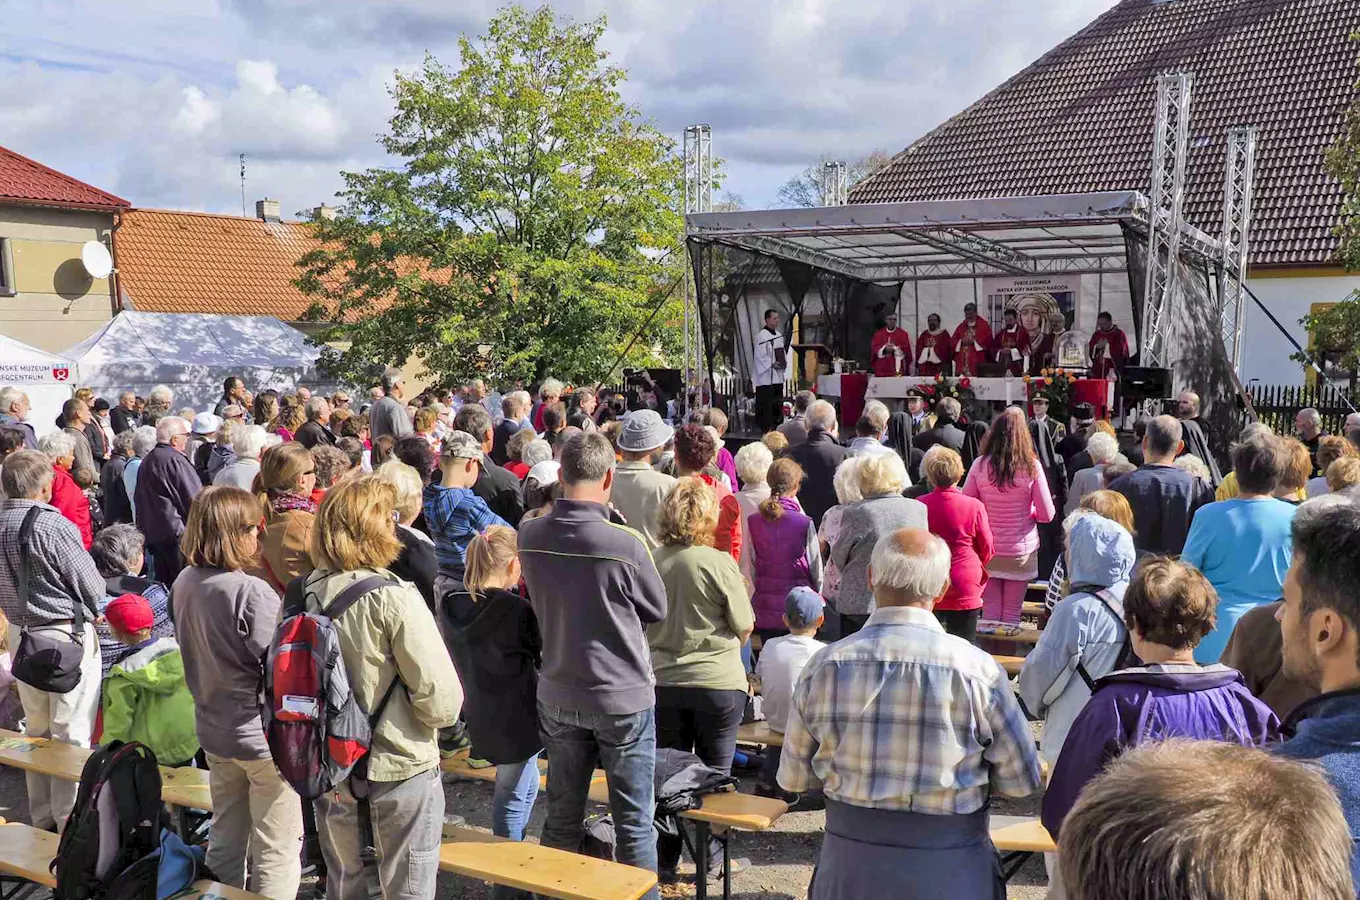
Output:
(918, 445), (993, 643)
(963, 407), (1054, 635)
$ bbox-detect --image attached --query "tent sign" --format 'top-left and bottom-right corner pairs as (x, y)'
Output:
(0, 363), (77, 385)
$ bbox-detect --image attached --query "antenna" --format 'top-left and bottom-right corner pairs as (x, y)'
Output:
(239, 154), (247, 217)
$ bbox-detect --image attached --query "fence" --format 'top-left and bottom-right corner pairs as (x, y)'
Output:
(1241, 383), (1356, 436)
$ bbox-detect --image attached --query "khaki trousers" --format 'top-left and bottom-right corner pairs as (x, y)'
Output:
(204, 752), (304, 900)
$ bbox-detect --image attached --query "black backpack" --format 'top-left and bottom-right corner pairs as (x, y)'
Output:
(1074, 587), (1142, 691)
(53, 742), (167, 900)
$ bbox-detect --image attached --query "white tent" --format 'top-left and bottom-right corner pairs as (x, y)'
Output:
(0, 333), (77, 440)
(63, 311), (344, 412)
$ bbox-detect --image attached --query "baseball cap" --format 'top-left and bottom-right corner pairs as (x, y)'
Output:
(104, 593), (154, 634)
(526, 460), (561, 487)
(617, 409), (674, 453)
(93, 398), (111, 412)
(785, 586), (825, 629)
(441, 430), (483, 460)
(192, 412), (222, 435)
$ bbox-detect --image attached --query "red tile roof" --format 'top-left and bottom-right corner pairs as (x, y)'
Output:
(849, 0), (1359, 267)
(0, 144), (129, 210)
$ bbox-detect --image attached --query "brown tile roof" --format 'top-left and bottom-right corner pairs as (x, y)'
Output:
(849, 0), (1360, 267)
(115, 208), (322, 320)
(0, 144), (129, 210)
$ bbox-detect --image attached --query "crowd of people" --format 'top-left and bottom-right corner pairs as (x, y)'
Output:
(3, 367), (1360, 900)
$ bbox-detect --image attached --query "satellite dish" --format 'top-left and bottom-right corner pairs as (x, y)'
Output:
(80, 241), (113, 279)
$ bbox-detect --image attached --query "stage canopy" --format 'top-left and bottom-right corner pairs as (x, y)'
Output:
(0, 333), (77, 441)
(685, 190), (1225, 394)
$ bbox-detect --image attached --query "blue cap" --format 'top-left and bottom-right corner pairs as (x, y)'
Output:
(785, 586), (825, 628)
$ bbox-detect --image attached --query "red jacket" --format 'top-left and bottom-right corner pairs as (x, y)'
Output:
(50, 465), (92, 550)
(919, 485), (993, 611)
(697, 473), (743, 564)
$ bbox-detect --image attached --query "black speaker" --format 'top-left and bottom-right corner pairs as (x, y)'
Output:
(1121, 367), (1174, 402)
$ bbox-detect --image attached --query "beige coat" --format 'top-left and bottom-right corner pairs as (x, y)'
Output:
(302, 567), (463, 782)
(258, 506), (315, 593)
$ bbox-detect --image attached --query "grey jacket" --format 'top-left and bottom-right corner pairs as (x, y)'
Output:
(0, 500), (103, 627)
(830, 493), (928, 616)
(369, 395), (413, 441)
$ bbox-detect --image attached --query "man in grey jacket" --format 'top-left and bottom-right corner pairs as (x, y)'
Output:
(368, 368), (413, 440)
(519, 432), (667, 896)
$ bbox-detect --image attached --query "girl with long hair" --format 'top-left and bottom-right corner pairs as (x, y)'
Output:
(746, 458), (822, 639)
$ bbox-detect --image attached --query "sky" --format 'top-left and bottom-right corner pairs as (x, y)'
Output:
(0, 0), (1119, 217)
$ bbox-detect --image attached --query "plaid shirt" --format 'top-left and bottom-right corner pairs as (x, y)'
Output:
(0, 500), (103, 628)
(422, 483), (509, 579)
(779, 605), (1042, 813)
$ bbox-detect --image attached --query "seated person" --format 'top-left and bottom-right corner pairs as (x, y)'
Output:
(754, 587), (827, 803)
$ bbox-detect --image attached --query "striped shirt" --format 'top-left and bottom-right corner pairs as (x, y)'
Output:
(778, 605), (1042, 814)
(422, 483), (508, 580)
(0, 500), (104, 628)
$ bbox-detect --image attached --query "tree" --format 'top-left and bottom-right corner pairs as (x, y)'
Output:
(775, 150), (893, 208)
(297, 5), (687, 387)
(1293, 297), (1360, 392)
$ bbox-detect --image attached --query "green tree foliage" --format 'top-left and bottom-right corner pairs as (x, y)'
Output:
(297, 5), (686, 386)
(775, 150), (892, 208)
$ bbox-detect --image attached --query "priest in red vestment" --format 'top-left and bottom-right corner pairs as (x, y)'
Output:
(994, 308), (1030, 376)
(870, 312), (913, 377)
(915, 313), (952, 376)
(1088, 311), (1130, 378)
(952, 302), (993, 376)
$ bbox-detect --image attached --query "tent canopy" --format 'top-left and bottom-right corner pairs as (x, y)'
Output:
(0, 333), (77, 441)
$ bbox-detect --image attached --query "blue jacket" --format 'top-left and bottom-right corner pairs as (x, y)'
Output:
(1279, 689), (1360, 888)
(1018, 516), (1135, 763)
(1042, 663), (1280, 838)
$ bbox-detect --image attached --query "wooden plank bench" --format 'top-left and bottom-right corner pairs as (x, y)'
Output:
(993, 655), (1026, 676)
(990, 815), (1056, 881)
(735, 721), (783, 748)
(441, 825), (656, 900)
(440, 755), (607, 790)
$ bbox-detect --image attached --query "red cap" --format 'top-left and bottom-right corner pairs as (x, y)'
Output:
(104, 593), (154, 635)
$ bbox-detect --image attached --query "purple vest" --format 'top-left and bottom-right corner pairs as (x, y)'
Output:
(746, 498), (814, 631)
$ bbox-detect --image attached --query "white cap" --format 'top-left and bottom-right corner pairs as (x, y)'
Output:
(192, 412), (222, 435)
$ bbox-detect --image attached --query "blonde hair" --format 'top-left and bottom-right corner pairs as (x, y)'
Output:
(857, 451), (909, 496)
(760, 458), (803, 520)
(1079, 489), (1136, 535)
(258, 442), (314, 498)
(922, 445), (964, 488)
(1326, 456), (1360, 493)
(1278, 437), (1313, 493)
(414, 407), (438, 433)
(310, 476), (402, 572)
(463, 525), (518, 602)
(374, 459), (424, 523)
(274, 398), (305, 433)
(1090, 419), (1116, 439)
(180, 486), (261, 571)
(761, 431), (789, 455)
(832, 456), (865, 504)
(658, 477), (719, 547)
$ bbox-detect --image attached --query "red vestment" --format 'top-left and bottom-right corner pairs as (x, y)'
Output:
(1088, 326), (1130, 379)
(952, 318), (993, 376)
(915, 328), (952, 377)
(995, 325), (1031, 376)
(870, 327), (913, 377)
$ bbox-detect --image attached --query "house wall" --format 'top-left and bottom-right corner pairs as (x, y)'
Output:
(0, 204), (116, 352)
(1240, 269), (1360, 386)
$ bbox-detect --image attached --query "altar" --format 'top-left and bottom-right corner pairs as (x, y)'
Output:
(818, 373), (1115, 418)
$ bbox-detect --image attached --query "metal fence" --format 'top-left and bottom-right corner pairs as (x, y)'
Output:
(1241, 383), (1356, 435)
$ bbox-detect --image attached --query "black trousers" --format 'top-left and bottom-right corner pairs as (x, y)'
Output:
(934, 608), (981, 645)
(655, 686), (747, 872)
(147, 538), (183, 586)
(839, 613), (870, 638)
(755, 384), (783, 433)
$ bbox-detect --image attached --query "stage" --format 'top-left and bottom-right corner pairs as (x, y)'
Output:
(817, 372), (1115, 423)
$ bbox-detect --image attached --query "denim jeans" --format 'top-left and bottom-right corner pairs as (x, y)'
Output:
(492, 752), (541, 841)
(538, 701), (658, 900)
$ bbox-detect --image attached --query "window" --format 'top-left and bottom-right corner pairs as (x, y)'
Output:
(0, 238), (13, 296)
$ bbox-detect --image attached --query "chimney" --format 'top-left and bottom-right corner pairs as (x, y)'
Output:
(313, 204), (336, 221)
(255, 198), (281, 223)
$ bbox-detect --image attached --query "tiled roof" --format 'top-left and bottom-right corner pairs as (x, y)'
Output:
(115, 208), (322, 320)
(850, 0), (1360, 267)
(0, 144), (129, 210)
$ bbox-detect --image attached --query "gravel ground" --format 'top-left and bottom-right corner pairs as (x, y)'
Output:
(0, 761), (1049, 900)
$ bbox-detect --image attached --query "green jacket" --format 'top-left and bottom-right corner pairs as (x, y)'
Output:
(101, 638), (200, 766)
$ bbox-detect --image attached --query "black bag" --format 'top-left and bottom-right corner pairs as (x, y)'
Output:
(11, 507), (90, 693)
(53, 742), (167, 900)
(1075, 587), (1142, 691)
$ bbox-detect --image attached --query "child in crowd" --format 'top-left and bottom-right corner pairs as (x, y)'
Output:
(423, 431), (510, 598)
(100, 593), (200, 767)
(754, 587), (826, 804)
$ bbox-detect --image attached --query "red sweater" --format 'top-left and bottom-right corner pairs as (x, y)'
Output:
(697, 473), (743, 564)
(50, 465), (92, 550)
(919, 486), (994, 611)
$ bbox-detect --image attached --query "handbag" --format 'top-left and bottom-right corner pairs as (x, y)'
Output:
(10, 507), (88, 693)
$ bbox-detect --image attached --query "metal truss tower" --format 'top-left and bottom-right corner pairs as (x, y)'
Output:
(821, 161), (848, 206)
(683, 125), (713, 412)
(1140, 72), (1193, 369)
(1218, 126), (1257, 374)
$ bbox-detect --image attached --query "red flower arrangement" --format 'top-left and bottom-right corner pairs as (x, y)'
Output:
(959, 377), (972, 390)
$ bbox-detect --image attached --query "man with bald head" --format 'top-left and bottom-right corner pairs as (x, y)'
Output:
(779, 527), (1041, 896)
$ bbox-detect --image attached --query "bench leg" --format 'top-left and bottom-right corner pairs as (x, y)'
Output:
(694, 820), (710, 900)
(1000, 850), (1030, 882)
(0, 874), (42, 900)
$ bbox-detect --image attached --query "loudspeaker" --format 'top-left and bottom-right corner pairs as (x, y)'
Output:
(1121, 367), (1174, 402)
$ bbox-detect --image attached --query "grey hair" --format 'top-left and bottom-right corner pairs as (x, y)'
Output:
(131, 425), (158, 457)
(806, 399), (838, 433)
(233, 424), (269, 460)
(156, 416), (190, 444)
(118, 390), (135, 404)
(380, 368), (404, 393)
(90, 524), (144, 578)
(1144, 414), (1183, 457)
(38, 430), (77, 461)
(869, 529), (951, 603)
(1, 450), (55, 499)
(112, 429), (137, 455)
(0, 387), (25, 415)
(857, 450), (910, 496)
(217, 418), (242, 448)
(863, 400), (890, 434)
(176, 407), (196, 422)
(1299, 407), (1322, 427)
(521, 438), (553, 467)
(304, 397), (329, 421)
(937, 396), (962, 420)
(734, 441), (774, 486)
(1240, 421), (1274, 441)
(1175, 454), (1212, 484)
(540, 378), (564, 399)
(833, 455), (866, 504)
(148, 385), (173, 404)
(1086, 432), (1119, 465)
(559, 432), (615, 486)
(502, 392), (526, 418)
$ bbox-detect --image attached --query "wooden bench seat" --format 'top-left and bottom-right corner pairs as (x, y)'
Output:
(440, 755), (607, 790)
(993, 654), (1026, 676)
(991, 815), (1056, 882)
(440, 825), (656, 900)
(735, 721), (783, 748)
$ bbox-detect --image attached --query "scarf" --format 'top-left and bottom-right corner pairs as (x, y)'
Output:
(271, 491), (316, 515)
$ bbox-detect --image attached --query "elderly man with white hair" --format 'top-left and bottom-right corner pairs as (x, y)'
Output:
(1066, 431), (1122, 515)
(214, 425), (272, 491)
(783, 398), (849, 528)
(780, 527), (1042, 898)
(132, 416), (201, 582)
(0, 387), (37, 449)
(295, 396), (335, 449)
(533, 378), (565, 432)
(1296, 406), (1327, 476)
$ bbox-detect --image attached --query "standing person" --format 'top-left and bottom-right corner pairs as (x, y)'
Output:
(0, 451), (103, 833)
(253, 392), (280, 436)
(424, 432), (509, 597)
(294, 397), (336, 449)
(610, 410), (676, 550)
(732, 441), (775, 587)
(753, 587), (825, 802)
(256, 443), (318, 594)
(1175, 391), (1221, 484)
(1085, 311), (1129, 380)
(780, 528), (1042, 899)
(648, 479), (756, 882)
(746, 459), (822, 640)
(918, 446), (993, 643)
(963, 407), (1055, 636)
(1029, 397), (1068, 581)
(39, 432), (93, 549)
(951, 302), (992, 377)
(870, 311), (912, 377)
(531, 379), (564, 433)
(100, 429), (135, 526)
(455, 404), (525, 525)
(912, 397), (967, 456)
(518, 433), (667, 896)
(214, 425), (270, 491)
(303, 477), (462, 900)
(753, 309), (788, 433)
(90, 524), (175, 679)
(1296, 407), (1327, 475)
(1110, 415), (1212, 555)
(0, 388), (37, 449)
(831, 453), (927, 636)
(492, 394), (527, 465)
(373, 460), (438, 610)
(1307, 435), (1356, 497)
(817, 457), (866, 619)
(672, 425), (742, 561)
(1065, 432), (1120, 515)
(369, 369), (413, 441)
(994, 308), (1030, 376)
(701, 408), (739, 488)
(57, 398), (99, 484)
(783, 399), (849, 528)
(1182, 435), (1296, 663)
(110, 391), (140, 435)
(122, 426), (157, 524)
(214, 376), (248, 420)
(914, 313), (951, 377)
(777, 391), (814, 446)
(172, 486), (303, 900)
(134, 417), (202, 582)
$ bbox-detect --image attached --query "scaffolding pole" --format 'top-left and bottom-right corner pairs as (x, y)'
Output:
(1218, 126), (1257, 375)
(1140, 72), (1193, 370)
(684, 124), (713, 416)
(821, 161), (848, 206)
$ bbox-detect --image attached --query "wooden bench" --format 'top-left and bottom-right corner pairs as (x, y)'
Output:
(735, 721), (784, 748)
(993, 655), (1026, 676)
(990, 815), (1056, 881)
(440, 825), (656, 900)
(440, 755), (607, 790)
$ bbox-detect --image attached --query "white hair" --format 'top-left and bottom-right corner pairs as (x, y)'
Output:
(1086, 432), (1119, 465)
(118, 390), (135, 404)
(1062, 507), (1093, 537)
(1299, 407), (1322, 427)
(870, 530), (951, 603)
(806, 399), (838, 433)
(522, 438), (553, 467)
(1175, 454), (1212, 483)
(833, 455), (866, 504)
(304, 397), (329, 420)
(734, 441), (774, 486)
(0, 387), (26, 415)
(937, 396), (962, 420)
(131, 425), (158, 457)
(148, 385), (173, 405)
(513, 390), (532, 408)
(857, 451), (910, 496)
(176, 407), (196, 422)
(232, 424), (270, 460)
(863, 400), (890, 433)
(156, 416), (190, 444)
(38, 430), (76, 461)
(540, 378), (564, 399)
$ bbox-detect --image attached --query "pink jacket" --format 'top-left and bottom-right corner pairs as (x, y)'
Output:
(962, 456), (1054, 557)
